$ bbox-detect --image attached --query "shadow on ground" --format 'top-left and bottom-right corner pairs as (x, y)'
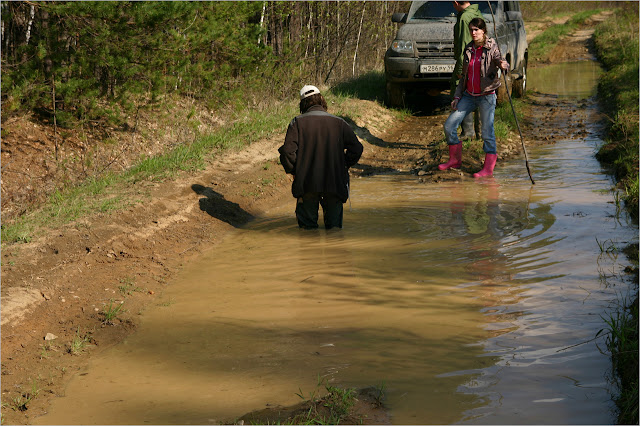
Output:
(192, 184), (253, 227)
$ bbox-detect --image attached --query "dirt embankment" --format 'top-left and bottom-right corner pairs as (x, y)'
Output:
(0, 14), (609, 425)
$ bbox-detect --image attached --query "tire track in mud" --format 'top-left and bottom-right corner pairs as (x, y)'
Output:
(354, 92), (456, 178)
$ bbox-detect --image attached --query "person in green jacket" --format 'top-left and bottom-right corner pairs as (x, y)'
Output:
(451, 1), (484, 140)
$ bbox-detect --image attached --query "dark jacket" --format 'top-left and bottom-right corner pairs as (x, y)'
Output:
(454, 37), (503, 99)
(452, 4), (484, 79)
(278, 105), (363, 202)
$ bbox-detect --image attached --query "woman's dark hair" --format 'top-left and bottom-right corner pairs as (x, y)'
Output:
(300, 93), (328, 114)
(469, 17), (488, 45)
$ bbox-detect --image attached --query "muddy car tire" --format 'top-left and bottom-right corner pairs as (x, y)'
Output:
(386, 82), (406, 108)
(496, 70), (511, 105)
(512, 60), (527, 98)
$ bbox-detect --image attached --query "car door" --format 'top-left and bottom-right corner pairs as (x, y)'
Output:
(505, 1), (526, 71)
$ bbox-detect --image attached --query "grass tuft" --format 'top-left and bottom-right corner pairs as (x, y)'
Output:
(288, 380), (360, 425)
(68, 327), (92, 355)
(101, 299), (125, 325)
(591, 8), (639, 423)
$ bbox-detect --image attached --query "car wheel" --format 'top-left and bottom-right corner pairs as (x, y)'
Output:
(386, 82), (405, 108)
(512, 59), (527, 98)
(496, 70), (511, 105)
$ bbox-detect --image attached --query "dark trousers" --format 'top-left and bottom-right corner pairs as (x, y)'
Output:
(295, 192), (343, 229)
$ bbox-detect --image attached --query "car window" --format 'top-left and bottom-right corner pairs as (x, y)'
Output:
(407, 1), (501, 21)
(407, 2), (456, 20)
(472, 1), (500, 15)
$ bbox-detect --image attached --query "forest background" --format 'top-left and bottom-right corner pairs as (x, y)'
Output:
(4, 1), (626, 127)
(1, 1), (634, 226)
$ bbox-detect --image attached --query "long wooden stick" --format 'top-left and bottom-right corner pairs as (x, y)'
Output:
(487, 2), (535, 184)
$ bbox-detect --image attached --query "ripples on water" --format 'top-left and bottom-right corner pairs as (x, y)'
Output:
(36, 60), (637, 425)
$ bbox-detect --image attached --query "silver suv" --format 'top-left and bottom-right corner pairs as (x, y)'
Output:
(384, 1), (528, 107)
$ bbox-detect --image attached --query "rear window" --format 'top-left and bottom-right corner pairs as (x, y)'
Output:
(407, 1), (500, 21)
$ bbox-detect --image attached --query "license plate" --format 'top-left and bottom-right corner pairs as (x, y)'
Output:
(420, 64), (454, 73)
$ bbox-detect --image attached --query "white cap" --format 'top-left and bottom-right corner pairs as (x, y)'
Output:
(300, 85), (320, 99)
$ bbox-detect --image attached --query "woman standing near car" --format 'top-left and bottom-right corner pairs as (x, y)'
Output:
(439, 17), (510, 178)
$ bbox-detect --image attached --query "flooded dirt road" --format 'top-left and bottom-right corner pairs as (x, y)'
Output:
(35, 60), (637, 424)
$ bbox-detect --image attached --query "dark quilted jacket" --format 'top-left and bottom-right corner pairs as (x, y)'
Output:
(278, 105), (363, 202)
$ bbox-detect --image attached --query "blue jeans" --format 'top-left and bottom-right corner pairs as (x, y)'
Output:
(444, 92), (497, 154)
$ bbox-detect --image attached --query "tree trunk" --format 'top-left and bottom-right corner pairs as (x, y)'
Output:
(52, 75), (58, 162)
(258, 1), (266, 45)
(25, 4), (34, 44)
(352, 1), (366, 76)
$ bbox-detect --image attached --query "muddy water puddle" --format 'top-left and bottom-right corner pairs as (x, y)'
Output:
(37, 61), (636, 425)
(529, 60), (602, 98)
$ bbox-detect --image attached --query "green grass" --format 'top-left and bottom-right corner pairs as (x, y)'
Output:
(68, 327), (91, 355)
(529, 10), (603, 63)
(288, 380), (360, 425)
(599, 292), (639, 425)
(101, 300), (125, 325)
(39, 342), (55, 360)
(593, 8), (639, 222)
(332, 70), (387, 104)
(3, 381), (40, 412)
(0, 219), (34, 244)
(591, 8), (639, 424)
(310, 385), (358, 424)
(118, 277), (142, 296)
(0, 77), (407, 247)
(0, 102), (295, 245)
(495, 97), (524, 141)
(330, 70), (413, 118)
(596, 237), (620, 254)
(521, 1), (608, 20)
(236, 377), (382, 425)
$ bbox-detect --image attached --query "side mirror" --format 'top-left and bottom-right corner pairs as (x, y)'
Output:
(506, 11), (522, 21)
(392, 13), (407, 23)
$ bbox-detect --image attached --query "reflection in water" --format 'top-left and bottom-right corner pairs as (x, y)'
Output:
(456, 134), (635, 424)
(528, 61), (602, 99)
(36, 60), (636, 425)
(38, 157), (632, 425)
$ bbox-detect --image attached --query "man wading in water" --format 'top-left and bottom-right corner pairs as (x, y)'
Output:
(278, 85), (363, 229)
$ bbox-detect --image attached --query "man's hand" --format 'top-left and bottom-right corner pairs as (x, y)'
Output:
(451, 98), (459, 111)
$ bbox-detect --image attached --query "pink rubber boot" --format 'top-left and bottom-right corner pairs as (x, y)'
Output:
(473, 153), (497, 178)
(438, 144), (462, 170)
